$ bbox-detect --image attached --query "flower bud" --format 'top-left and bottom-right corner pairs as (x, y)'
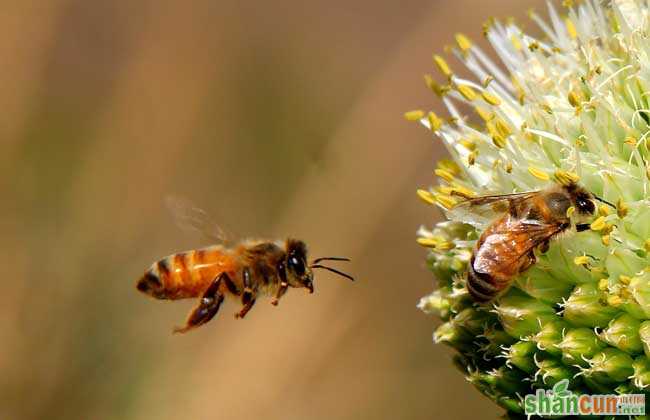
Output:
(494, 294), (558, 339)
(503, 341), (537, 374)
(631, 356), (650, 390)
(531, 321), (566, 357)
(534, 357), (576, 387)
(556, 328), (606, 367)
(563, 283), (620, 328)
(583, 348), (634, 384)
(598, 313), (643, 354)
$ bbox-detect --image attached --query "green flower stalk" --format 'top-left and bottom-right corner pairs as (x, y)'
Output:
(412, 0), (650, 416)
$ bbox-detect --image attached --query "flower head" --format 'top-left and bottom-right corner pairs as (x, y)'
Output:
(413, 0), (650, 415)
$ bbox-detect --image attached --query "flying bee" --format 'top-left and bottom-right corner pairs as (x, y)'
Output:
(136, 197), (353, 334)
(449, 182), (612, 303)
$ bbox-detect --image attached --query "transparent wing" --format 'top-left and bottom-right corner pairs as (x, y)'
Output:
(447, 190), (540, 226)
(165, 195), (230, 244)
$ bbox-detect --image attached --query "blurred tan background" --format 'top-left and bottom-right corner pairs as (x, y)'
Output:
(1, 0), (544, 419)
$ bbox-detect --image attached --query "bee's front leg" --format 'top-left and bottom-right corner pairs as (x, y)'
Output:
(173, 272), (227, 334)
(235, 267), (256, 319)
(271, 260), (288, 306)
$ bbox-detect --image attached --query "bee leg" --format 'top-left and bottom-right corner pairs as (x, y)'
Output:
(173, 272), (226, 334)
(520, 251), (537, 272)
(271, 261), (288, 306)
(539, 240), (550, 254)
(235, 267), (256, 319)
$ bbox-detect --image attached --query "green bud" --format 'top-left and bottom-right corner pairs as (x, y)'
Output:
(417, 288), (451, 319)
(631, 356), (650, 390)
(639, 320), (650, 358)
(494, 294), (558, 338)
(556, 328), (606, 367)
(482, 366), (527, 395)
(583, 348), (634, 384)
(434, 321), (474, 352)
(504, 341), (537, 374)
(598, 313), (643, 354)
(495, 396), (523, 414)
(534, 357), (576, 387)
(514, 268), (572, 304)
(453, 307), (494, 335)
(629, 273), (650, 318)
(531, 321), (566, 357)
(605, 249), (646, 283)
(479, 328), (516, 358)
(563, 283), (621, 328)
(623, 203), (650, 245)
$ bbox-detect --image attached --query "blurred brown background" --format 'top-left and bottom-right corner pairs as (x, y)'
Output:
(1, 0), (543, 419)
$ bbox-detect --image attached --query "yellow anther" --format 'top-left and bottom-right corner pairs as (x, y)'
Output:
(457, 85), (477, 101)
(510, 34), (522, 51)
(554, 170), (580, 186)
(619, 275), (632, 285)
(482, 91), (502, 106)
(616, 199), (628, 218)
(460, 139), (476, 151)
(433, 54), (453, 79)
(404, 110), (424, 121)
(598, 204), (611, 217)
(495, 119), (511, 137)
(566, 206), (575, 218)
(475, 106), (494, 122)
(428, 111), (443, 131)
(437, 159), (461, 175)
(528, 167), (550, 181)
(568, 90), (582, 108)
(416, 237), (440, 248)
(607, 295), (623, 307)
(590, 216), (607, 231)
(505, 161), (513, 173)
(434, 193), (457, 210)
(417, 189), (436, 205)
(451, 185), (475, 198)
(574, 255), (590, 266)
(436, 241), (454, 251)
(455, 33), (472, 52)
(528, 41), (540, 52)
(601, 235), (610, 246)
(435, 169), (455, 183)
(645, 239), (650, 253)
(468, 151), (478, 166)
(565, 18), (577, 39)
(624, 136), (637, 146)
(491, 132), (507, 149)
(424, 75), (450, 97)
(598, 278), (609, 291)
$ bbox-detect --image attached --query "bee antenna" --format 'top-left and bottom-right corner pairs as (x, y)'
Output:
(310, 264), (354, 281)
(594, 195), (616, 209)
(312, 256), (351, 264)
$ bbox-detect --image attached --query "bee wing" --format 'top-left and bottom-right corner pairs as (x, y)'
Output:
(448, 191), (540, 226)
(473, 218), (564, 274)
(165, 195), (231, 244)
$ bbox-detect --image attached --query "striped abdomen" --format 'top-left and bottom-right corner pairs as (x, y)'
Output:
(136, 246), (239, 300)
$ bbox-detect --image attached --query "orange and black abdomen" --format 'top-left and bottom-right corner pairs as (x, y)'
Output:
(136, 246), (239, 300)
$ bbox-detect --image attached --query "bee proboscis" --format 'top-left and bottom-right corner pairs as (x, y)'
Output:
(449, 182), (610, 302)
(136, 197), (353, 333)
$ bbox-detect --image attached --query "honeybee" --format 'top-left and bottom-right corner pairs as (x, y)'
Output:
(136, 197), (353, 333)
(450, 182), (610, 302)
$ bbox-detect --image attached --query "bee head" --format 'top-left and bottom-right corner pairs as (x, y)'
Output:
(564, 183), (596, 215)
(285, 239), (313, 293)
